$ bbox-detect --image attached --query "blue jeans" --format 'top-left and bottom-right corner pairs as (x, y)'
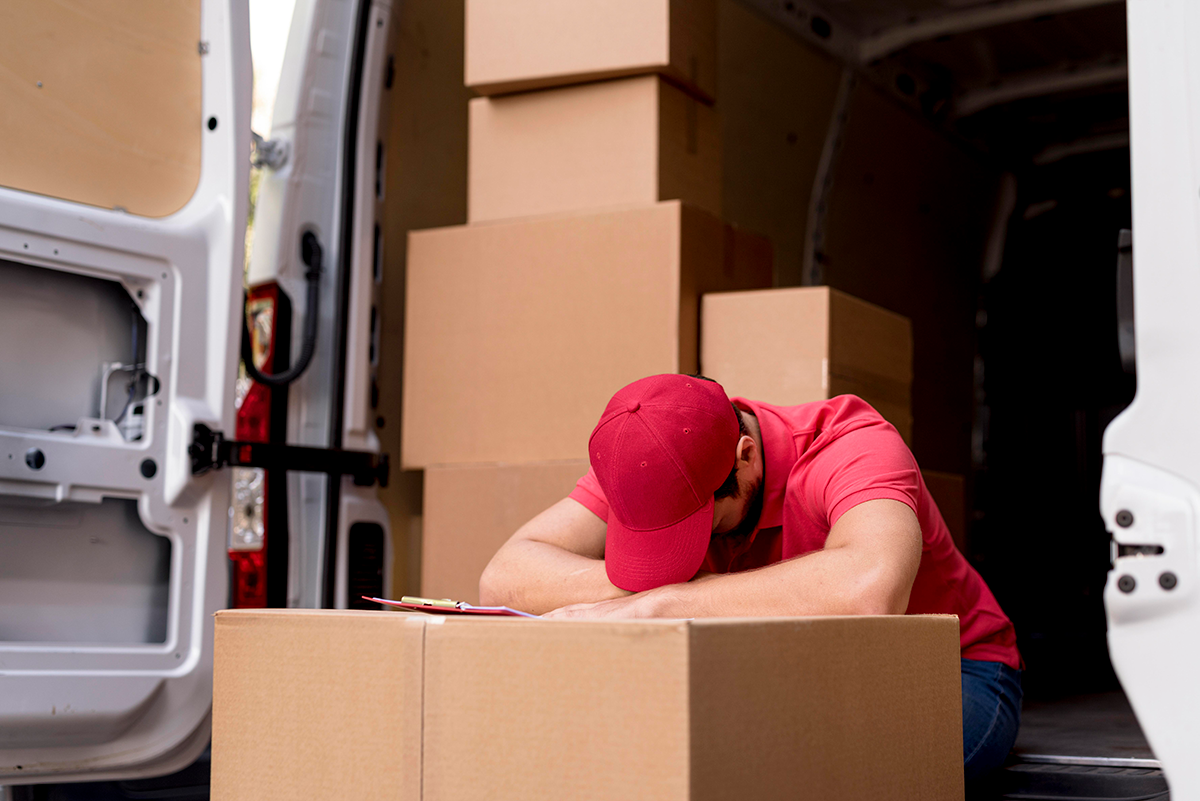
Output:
(962, 658), (1023, 781)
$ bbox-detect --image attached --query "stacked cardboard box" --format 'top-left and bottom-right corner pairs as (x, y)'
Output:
(702, 285), (968, 549)
(404, 1), (772, 603)
(211, 609), (965, 800)
(701, 286), (914, 442)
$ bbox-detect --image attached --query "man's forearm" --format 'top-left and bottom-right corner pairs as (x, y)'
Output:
(479, 539), (630, 615)
(645, 546), (912, 618)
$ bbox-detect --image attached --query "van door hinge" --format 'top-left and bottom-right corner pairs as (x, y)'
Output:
(188, 424), (389, 487)
(251, 130), (289, 170)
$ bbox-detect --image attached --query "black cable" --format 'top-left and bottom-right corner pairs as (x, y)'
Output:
(242, 231), (322, 387)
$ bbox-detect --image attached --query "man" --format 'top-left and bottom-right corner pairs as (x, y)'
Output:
(481, 373), (1021, 781)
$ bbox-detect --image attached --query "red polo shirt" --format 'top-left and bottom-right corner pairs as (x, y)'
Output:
(570, 394), (1021, 669)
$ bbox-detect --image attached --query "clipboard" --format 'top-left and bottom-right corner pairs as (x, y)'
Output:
(363, 595), (540, 618)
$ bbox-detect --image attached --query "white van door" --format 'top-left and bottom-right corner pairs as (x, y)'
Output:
(1103, 0), (1200, 796)
(0, 0), (249, 783)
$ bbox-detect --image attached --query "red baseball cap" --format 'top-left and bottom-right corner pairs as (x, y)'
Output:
(588, 374), (740, 592)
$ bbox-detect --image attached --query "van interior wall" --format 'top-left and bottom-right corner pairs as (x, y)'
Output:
(718, 0), (843, 289)
(975, 147), (1134, 698)
(377, 0), (472, 597)
(820, 83), (999, 480)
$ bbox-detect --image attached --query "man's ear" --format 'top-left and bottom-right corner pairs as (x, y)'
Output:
(736, 434), (756, 467)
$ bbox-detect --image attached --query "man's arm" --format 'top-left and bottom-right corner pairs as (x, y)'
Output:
(478, 497), (631, 614)
(544, 498), (922, 619)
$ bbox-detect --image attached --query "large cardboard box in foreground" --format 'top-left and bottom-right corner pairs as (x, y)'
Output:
(465, 0), (717, 102)
(422, 460), (590, 604)
(212, 610), (964, 801)
(469, 75), (721, 223)
(702, 286), (914, 442)
(403, 201), (772, 468)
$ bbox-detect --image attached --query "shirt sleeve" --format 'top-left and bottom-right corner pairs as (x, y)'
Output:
(568, 466), (610, 522)
(801, 420), (921, 529)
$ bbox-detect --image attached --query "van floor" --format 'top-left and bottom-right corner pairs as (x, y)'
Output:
(975, 690), (1170, 800)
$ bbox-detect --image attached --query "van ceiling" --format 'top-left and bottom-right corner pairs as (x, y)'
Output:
(743, 0), (1128, 163)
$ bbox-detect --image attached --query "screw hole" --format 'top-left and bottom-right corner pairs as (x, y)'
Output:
(207, 116), (218, 131)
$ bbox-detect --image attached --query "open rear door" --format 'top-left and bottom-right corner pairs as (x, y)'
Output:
(1103, 0), (1200, 796)
(0, 0), (248, 782)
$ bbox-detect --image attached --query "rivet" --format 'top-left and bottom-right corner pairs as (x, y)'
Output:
(1160, 572), (1178, 590)
(1118, 574), (1136, 593)
(1116, 510), (1134, 528)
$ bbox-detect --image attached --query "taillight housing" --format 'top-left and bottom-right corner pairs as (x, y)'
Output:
(230, 282), (291, 608)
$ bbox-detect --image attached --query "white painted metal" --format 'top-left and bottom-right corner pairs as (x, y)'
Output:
(1102, 0), (1200, 796)
(953, 61), (1128, 118)
(248, 0), (367, 608)
(858, 0), (1123, 64)
(0, 0), (250, 782)
(333, 0), (393, 606)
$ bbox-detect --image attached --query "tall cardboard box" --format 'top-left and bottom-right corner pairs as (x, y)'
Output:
(402, 201), (772, 468)
(211, 610), (425, 801)
(212, 610), (964, 801)
(469, 75), (721, 223)
(465, 0), (717, 102)
(701, 286), (914, 442)
(422, 460), (590, 604)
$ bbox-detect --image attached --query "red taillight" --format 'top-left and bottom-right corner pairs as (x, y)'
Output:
(229, 283), (282, 608)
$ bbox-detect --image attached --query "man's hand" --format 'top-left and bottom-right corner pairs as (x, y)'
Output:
(543, 588), (673, 619)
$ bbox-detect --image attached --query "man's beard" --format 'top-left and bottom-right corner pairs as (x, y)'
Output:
(714, 475), (764, 543)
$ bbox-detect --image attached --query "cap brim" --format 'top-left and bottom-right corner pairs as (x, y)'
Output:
(605, 496), (714, 593)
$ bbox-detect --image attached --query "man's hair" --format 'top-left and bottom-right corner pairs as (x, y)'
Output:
(689, 375), (751, 501)
(715, 401), (750, 500)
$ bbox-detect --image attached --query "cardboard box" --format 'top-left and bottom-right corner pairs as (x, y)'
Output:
(422, 460), (590, 604)
(701, 286), (914, 443)
(469, 75), (721, 223)
(923, 470), (967, 552)
(465, 0), (717, 102)
(402, 201), (772, 469)
(210, 610), (425, 801)
(212, 610), (964, 800)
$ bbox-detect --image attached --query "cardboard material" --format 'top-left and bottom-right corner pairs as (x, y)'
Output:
(402, 201), (772, 469)
(212, 611), (963, 801)
(422, 460), (590, 604)
(211, 610), (424, 801)
(465, 0), (717, 102)
(434, 614), (962, 800)
(701, 286), (914, 442)
(923, 470), (967, 552)
(0, 0), (201, 217)
(469, 75), (721, 223)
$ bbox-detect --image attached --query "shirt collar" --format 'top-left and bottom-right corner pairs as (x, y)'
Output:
(733, 397), (794, 531)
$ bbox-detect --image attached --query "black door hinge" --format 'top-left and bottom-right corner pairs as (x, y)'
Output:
(189, 424), (389, 487)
